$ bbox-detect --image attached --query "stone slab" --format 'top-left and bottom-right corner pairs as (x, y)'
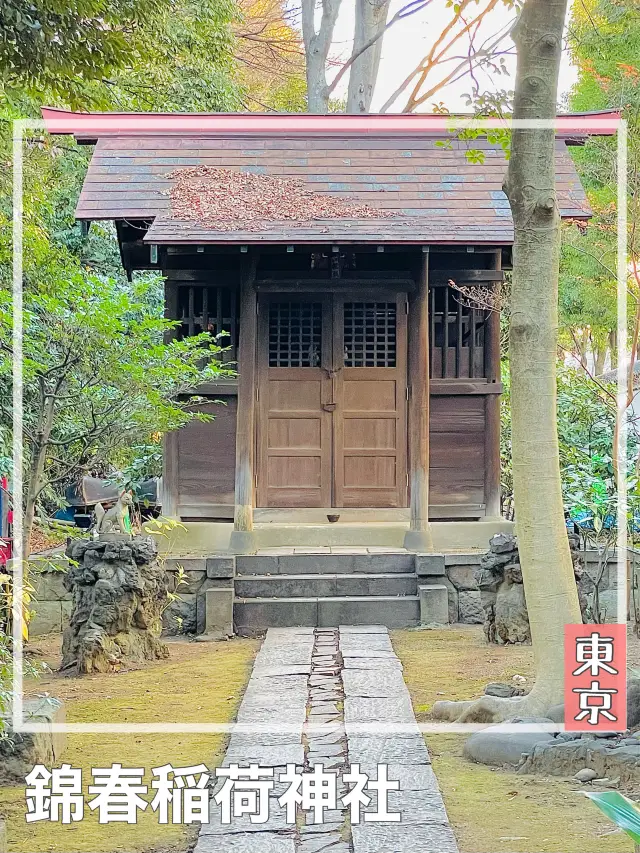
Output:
(201, 587), (233, 636)
(254, 647), (314, 667)
(363, 789), (449, 825)
(342, 656), (403, 671)
(342, 670), (408, 699)
(165, 556), (206, 573)
(344, 697), (417, 727)
(340, 635), (393, 652)
(415, 553), (446, 576)
(251, 666), (311, 679)
(222, 745), (305, 767)
(201, 807), (291, 835)
(318, 597), (419, 629)
(347, 735), (430, 766)
(235, 599), (319, 631)
(206, 556), (235, 578)
(352, 822), (459, 853)
(444, 552), (483, 566)
(357, 763), (437, 791)
(196, 832), (294, 853)
(419, 584), (449, 625)
(341, 648), (397, 660)
(339, 625), (388, 633)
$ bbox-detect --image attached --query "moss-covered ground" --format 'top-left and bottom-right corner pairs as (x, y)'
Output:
(1, 635), (259, 853)
(391, 626), (634, 853)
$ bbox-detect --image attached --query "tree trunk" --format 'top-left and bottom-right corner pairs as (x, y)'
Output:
(594, 347), (606, 377)
(503, 0), (582, 707)
(23, 395), (55, 555)
(346, 0), (391, 113)
(609, 329), (618, 369)
(301, 0), (341, 113)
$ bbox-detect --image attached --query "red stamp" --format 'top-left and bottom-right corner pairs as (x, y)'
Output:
(565, 624), (627, 732)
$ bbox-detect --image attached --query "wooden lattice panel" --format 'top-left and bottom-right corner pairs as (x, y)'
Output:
(268, 301), (323, 368)
(343, 302), (397, 368)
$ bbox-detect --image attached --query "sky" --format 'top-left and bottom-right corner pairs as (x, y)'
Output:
(325, 0), (578, 113)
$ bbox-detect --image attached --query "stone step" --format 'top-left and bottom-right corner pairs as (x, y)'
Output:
(234, 595), (420, 633)
(236, 552), (415, 576)
(235, 572), (418, 599)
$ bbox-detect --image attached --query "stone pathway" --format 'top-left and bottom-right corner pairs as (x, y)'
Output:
(195, 626), (458, 853)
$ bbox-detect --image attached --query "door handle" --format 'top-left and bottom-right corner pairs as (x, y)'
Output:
(322, 402), (337, 412)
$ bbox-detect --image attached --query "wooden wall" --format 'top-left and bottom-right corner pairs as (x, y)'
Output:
(429, 394), (486, 517)
(174, 398), (237, 519)
(170, 390), (490, 519)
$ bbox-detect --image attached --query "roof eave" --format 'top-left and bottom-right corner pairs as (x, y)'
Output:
(41, 106), (622, 142)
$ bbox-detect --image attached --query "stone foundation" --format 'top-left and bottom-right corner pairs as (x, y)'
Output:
(28, 544), (620, 636)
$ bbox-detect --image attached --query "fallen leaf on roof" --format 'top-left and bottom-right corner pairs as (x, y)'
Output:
(167, 166), (399, 231)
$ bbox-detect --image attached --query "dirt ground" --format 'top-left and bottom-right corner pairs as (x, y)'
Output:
(391, 626), (636, 853)
(2, 634), (260, 853)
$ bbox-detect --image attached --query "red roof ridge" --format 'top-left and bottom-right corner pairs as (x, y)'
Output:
(41, 107), (622, 142)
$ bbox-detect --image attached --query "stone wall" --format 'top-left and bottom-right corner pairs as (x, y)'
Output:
(418, 548), (620, 626)
(27, 547), (620, 636)
(28, 554), (234, 637)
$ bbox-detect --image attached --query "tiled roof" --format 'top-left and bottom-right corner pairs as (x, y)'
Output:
(75, 135), (590, 245)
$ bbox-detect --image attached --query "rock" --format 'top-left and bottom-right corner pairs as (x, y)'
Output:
(463, 719), (555, 767)
(476, 532), (592, 645)
(489, 533), (518, 554)
(574, 768), (598, 783)
(446, 564), (478, 591)
(0, 698), (65, 783)
(457, 590), (484, 624)
(495, 580), (530, 644)
(547, 703), (565, 724)
(484, 682), (522, 698)
(628, 678), (640, 728)
(62, 535), (169, 674)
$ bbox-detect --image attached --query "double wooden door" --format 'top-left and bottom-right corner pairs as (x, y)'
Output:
(256, 292), (407, 508)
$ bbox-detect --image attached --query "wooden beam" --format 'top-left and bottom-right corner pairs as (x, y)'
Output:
(484, 250), (502, 518)
(404, 252), (434, 551)
(430, 269), (504, 284)
(255, 278), (415, 291)
(164, 280), (179, 342)
(230, 252), (259, 553)
(162, 431), (179, 519)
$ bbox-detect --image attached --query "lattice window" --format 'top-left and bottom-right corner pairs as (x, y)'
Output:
(344, 302), (397, 368)
(429, 286), (486, 378)
(177, 285), (237, 362)
(268, 302), (322, 367)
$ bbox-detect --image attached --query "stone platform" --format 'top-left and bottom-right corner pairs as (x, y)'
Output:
(195, 626), (458, 853)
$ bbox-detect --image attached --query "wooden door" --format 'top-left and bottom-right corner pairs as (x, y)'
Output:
(333, 294), (408, 508)
(257, 297), (333, 507)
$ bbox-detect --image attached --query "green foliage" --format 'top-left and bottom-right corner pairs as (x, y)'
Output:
(0, 0), (164, 101)
(561, 0), (640, 358)
(501, 364), (639, 526)
(0, 267), (233, 512)
(0, 0), (242, 111)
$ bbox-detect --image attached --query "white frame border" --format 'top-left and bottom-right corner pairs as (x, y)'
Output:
(11, 117), (629, 735)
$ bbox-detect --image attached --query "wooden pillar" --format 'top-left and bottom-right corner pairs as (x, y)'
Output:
(484, 250), (502, 518)
(162, 278), (180, 518)
(404, 250), (434, 552)
(230, 253), (258, 554)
